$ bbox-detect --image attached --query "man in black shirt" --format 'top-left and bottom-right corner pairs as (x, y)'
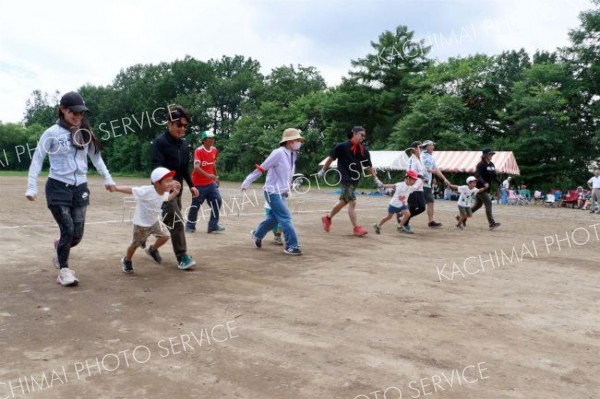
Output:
(151, 106), (199, 269)
(471, 148), (501, 230)
(317, 126), (384, 237)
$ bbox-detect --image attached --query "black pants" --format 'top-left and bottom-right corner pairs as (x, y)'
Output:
(162, 189), (187, 258)
(45, 179), (90, 269)
(471, 191), (495, 225)
(49, 206), (87, 268)
(397, 191), (426, 225)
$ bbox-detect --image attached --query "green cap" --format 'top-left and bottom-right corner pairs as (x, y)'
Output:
(201, 131), (215, 141)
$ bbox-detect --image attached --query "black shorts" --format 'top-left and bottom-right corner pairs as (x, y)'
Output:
(423, 187), (435, 204)
(45, 178), (90, 208)
(407, 191), (426, 212)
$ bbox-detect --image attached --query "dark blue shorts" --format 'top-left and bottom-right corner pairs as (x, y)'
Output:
(388, 204), (408, 214)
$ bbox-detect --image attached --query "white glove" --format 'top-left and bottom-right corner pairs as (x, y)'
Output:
(374, 177), (385, 193)
(316, 169), (325, 179)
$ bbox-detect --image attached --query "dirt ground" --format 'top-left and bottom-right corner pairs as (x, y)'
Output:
(0, 175), (598, 399)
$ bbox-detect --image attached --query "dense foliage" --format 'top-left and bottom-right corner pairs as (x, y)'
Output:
(2, 5), (599, 191)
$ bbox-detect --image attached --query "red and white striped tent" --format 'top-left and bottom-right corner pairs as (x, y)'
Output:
(433, 151), (520, 175)
(319, 151), (520, 175)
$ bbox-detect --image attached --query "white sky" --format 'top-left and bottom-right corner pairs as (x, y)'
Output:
(0, 0), (593, 123)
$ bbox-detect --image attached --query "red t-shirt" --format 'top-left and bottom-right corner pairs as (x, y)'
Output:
(191, 146), (218, 186)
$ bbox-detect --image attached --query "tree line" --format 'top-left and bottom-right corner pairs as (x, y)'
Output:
(1, 4), (599, 191)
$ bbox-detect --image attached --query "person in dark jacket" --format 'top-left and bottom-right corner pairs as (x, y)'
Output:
(151, 106), (199, 269)
(470, 148), (501, 230)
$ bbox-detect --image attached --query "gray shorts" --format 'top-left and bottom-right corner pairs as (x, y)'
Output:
(423, 187), (435, 204)
(458, 205), (472, 218)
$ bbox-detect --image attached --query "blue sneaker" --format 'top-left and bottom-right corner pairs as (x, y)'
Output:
(401, 225), (414, 234)
(177, 254), (196, 270)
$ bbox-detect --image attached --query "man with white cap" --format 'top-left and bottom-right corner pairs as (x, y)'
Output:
(242, 128), (304, 256)
(420, 140), (450, 228)
(501, 176), (511, 205)
(186, 131), (225, 234)
(588, 169), (600, 213)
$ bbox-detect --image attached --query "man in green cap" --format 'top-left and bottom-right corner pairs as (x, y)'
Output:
(186, 131), (225, 234)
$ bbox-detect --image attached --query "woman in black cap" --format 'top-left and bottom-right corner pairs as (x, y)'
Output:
(26, 91), (116, 287)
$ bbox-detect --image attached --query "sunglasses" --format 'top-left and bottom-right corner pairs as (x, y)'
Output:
(173, 121), (188, 129)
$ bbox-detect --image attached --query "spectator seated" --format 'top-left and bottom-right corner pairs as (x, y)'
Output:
(561, 190), (579, 208)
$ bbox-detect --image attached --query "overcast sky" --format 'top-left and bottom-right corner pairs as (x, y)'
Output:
(0, 0), (593, 123)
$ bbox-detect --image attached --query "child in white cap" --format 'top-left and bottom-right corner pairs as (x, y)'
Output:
(112, 167), (182, 273)
(447, 176), (487, 230)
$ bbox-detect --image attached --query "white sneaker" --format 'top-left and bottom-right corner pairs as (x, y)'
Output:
(56, 268), (79, 286)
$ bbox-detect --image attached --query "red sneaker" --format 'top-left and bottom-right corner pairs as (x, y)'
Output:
(353, 225), (368, 237)
(321, 214), (331, 232)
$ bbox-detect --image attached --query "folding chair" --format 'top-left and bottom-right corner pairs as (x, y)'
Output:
(516, 193), (530, 205)
(122, 197), (137, 222)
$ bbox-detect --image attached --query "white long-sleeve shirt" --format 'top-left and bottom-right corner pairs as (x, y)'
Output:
(241, 147), (297, 195)
(26, 124), (115, 197)
(407, 155), (426, 192)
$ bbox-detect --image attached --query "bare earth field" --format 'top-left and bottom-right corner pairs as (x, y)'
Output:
(0, 175), (598, 399)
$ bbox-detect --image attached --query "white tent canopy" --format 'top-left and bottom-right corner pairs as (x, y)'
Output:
(318, 151), (409, 171)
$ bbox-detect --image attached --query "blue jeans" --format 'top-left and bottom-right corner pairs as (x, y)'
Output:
(255, 192), (299, 249)
(186, 183), (222, 232)
(500, 187), (507, 205)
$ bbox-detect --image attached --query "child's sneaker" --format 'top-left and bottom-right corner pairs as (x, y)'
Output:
(283, 247), (303, 256)
(146, 246), (162, 264)
(353, 225), (368, 237)
(455, 224), (464, 230)
(121, 257), (134, 274)
(273, 233), (283, 246)
(400, 225), (414, 234)
(177, 254), (196, 270)
(373, 223), (381, 235)
(250, 230), (262, 248)
(56, 268), (79, 286)
(52, 239), (59, 269)
(321, 215), (331, 232)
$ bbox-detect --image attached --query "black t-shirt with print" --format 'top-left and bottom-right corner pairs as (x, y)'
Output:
(330, 141), (372, 184)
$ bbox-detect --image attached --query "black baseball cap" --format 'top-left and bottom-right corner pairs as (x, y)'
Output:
(60, 92), (90, 113)
(410, 141), (422, 149)
(482, 148), (495, 156)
